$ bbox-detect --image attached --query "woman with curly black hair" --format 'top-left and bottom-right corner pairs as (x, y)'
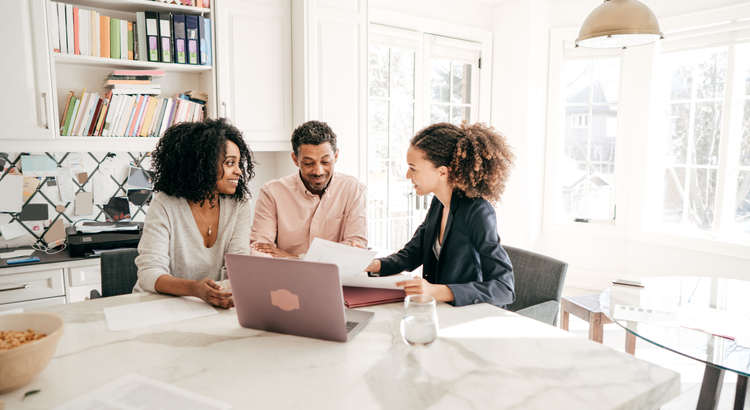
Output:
(133, 118), (256, 308)
(366, 122), (516, 308)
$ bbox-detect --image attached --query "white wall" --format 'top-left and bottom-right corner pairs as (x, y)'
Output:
(369, 0), (493, 31)
(489, 0), (750, 288)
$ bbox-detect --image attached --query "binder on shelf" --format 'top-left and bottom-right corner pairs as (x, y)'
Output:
(110, 18), (120, 62)
(198, 16), (207, 65)
(158, 13), (172, 63)
(73, 7), (80, 55)
(145, 12), (159, 62)
(49, 2), (60, 53)
(57, 2), (67, 54)
(100, 15), (110, 58)
(65, 4), (74, 55)
(136, 12), (148, 62)
(185, 15), (198, 65)
(133, 22), (140, 60)
(127, 22), (134, 60)
(204, 18), (212, 66)
(172, 14), (186, 64)
(120, 19), (128, 60)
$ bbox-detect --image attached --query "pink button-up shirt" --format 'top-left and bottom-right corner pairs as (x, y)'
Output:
(249, 172), (367, 256)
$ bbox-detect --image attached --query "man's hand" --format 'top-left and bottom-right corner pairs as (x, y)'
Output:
(394, 277), (454, 302)
(365, 259), (381, 273)
(191, 278), (233, 309)
(253, 243), (297, 258)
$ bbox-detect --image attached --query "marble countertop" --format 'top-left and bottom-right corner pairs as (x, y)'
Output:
(5, 293), (679, 409)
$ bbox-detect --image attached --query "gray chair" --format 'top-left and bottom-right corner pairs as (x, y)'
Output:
(90, 248), (139, 299)
(504, 245), (568, 326)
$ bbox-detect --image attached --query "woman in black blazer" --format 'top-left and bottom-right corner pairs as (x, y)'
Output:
(366, 122), (516, 308)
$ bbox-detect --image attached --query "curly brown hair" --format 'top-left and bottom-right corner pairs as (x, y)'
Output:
(410, 122), (515, 204)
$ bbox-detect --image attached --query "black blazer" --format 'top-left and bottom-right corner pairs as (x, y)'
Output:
(377, 193), (515, 308)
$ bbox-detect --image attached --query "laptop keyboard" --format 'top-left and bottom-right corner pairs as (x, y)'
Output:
(346, 321), (359, 333)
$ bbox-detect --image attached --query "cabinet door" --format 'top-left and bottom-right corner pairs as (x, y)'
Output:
(216, 0), (292, 148)
(0, 0), (55, 139)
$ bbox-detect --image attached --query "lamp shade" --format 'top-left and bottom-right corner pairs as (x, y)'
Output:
(576, 0), (663, 48)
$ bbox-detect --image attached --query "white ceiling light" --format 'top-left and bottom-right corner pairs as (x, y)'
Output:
(576, 0), (663, 49)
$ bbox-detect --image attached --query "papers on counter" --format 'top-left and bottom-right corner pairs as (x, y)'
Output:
(52, 373), (231, 410)
(76, 222), (140, 234)
(0, 249), (36, 259)
(303, 237), (377, 278)
(103, 297), (218, 331)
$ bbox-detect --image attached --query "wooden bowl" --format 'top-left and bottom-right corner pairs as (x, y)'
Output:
(0, 313), (65, 394)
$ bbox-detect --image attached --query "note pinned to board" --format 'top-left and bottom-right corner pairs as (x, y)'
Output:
(57, 168), (76, 203)
(303, 237), (377, 278)
(0, 174), (24, 212)
(20, 155), (58, 177)
(22, 177), (41, 202)
(75, 192), (94, 215)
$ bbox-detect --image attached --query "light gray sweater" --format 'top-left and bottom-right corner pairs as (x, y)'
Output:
(133, 192), (252, 293)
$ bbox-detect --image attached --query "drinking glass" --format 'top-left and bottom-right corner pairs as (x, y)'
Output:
(400, 295), (439, 347)
(219, 266), (231, 299)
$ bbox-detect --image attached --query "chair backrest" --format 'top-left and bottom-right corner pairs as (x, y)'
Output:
(99, 248), (139, 297)
(504, 245), (568, 323)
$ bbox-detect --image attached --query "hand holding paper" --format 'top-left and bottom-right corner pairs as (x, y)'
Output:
(303, 237), (377, 278)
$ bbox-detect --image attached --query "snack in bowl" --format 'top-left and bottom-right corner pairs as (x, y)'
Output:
(0, 313), (64, 394)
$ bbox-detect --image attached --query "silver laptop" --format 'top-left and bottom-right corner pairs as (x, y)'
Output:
(225, 254), (374, 343)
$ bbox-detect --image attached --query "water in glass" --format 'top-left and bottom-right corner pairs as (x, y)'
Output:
(401, 295), (438, 347)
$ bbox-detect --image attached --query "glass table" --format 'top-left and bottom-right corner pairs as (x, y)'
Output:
(600, 276), (749, 410)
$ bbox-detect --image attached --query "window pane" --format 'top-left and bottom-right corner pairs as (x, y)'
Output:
(688, 168), (717, 231)
(662, 167), (686, 225)
(390, 101), (413, 161)
(451, 62), (471, 104)
(668, 103), (690, 165)
(369, 99), (388, 159)
(664, 54), (693, 100)
(740, 100), (750, 166)
(564, 60), (592, 104)
(561, 163), (587, 218)
(369, 45), (389, 98)
(389, 218), (413, 254)
(592, 59), (620, 103)
(586, 164), (614, 219)
(430, 104), (449, 124)
(368, 160), (388, 219)
(389, 160), (411, 219)
(451, 106), (469, 126)
(564, 106), (589, 161)
(735, 171), (750, 237)
(695, 48), (726, 99)
(692, 102), (722, 166)
(590, 105), (617, 161)
(392, 49), (415, 99)
(368, 220), (387, 250)
(430, 59), (450, 102)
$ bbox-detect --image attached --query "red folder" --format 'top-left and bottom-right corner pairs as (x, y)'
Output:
(342, 286), (405, 308)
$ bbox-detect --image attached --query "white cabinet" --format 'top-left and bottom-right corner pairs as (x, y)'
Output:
(216, 0), (292, 151)
(0, 0), (56, 140)
(292, 0), (368, 178)
(0, 268), (65, 305)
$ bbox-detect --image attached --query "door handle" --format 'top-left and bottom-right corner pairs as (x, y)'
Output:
(41, 93), (49, 129)
(0, 284), (30, 292)
(222, 102), (227, 118)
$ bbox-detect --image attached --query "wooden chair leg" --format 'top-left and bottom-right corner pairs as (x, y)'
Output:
(589, 312), (603, 343)
(562, 310), (570, 331)
(625, 331), (636, 355)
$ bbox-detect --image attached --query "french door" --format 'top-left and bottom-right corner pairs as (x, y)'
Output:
(367, 24), (480, 254)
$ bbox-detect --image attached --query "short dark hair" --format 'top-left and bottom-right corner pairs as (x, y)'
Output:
(151, 118), (256, 204)
(291, 120), (338, 157)
(411, 122), (515, 204)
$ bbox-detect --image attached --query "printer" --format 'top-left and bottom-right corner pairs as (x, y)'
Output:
(66, 222), (144, 257)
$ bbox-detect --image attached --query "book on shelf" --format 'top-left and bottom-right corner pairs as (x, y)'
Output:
(110, 18), (120, 60)
(120, 19), (128, 60)
(106, 75), (151, 81)
(101, 15), (110, 58)
(55, 3), (68, 54)
(65, 5), (74, 55)
(73, 7), (80, 55)
(49, 2), (61, 53)
(112, 69), (165, 77)
(59, 91), (74, 130)
(103, 79), (151, 86)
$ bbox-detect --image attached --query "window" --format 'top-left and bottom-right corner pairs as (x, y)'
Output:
(367, 25), (482, 253)
(558, 57), (621, 221)
(649, 43), (750, 240)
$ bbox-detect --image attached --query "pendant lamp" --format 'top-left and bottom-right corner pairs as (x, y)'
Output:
(576, 0), (663, 49)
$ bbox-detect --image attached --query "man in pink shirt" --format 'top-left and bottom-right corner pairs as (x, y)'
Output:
(250, 120), (367, 258)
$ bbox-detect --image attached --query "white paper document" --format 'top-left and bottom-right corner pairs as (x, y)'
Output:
(303, 237), (377, 277)
(52, 372), (232, 410)
(0, 223), (29, 241)
(613, 304), (678, 325)
(0, 249), (35, 259)
(341, 273), (415, 289)
(0, 174), (24, 212)
(103, 297), (218, 331)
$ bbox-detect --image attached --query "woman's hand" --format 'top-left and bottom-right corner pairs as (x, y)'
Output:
(191, 278), (234, 309)
(394, 277), (454, 302)
(365, 259), (381, 273)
